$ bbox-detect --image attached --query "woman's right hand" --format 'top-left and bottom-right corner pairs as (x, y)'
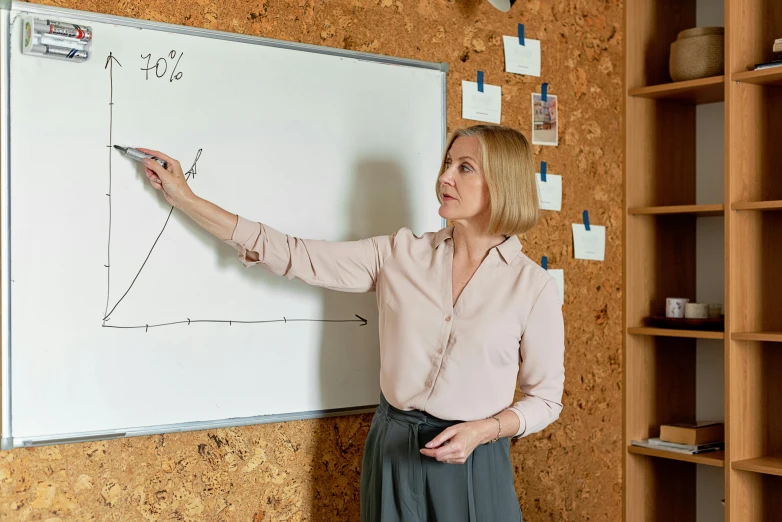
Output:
(136, 148), (195, 209)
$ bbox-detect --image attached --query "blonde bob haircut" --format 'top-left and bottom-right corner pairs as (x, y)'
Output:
(436, 125), (539, 237)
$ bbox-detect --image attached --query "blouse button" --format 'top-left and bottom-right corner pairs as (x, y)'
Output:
(437, 348), (444, 354)
(425, 380), (432, 387)
(445, 316), (451, 322)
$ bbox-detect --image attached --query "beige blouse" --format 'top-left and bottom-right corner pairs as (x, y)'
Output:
(224, 216), (565, 438)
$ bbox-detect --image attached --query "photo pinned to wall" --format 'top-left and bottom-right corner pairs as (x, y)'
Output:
(531, 93), (558, 146)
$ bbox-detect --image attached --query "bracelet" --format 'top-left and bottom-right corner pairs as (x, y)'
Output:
(488, 415), (502, 443)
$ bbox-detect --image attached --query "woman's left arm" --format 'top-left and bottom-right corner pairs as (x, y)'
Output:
(506, 277), (565, 438)
(420, 277), (565, 463)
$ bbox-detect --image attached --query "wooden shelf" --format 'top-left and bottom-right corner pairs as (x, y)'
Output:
(732, 456), (782, 476)
(628, 445), (725, 467)
(732, 200), (782, 211)
(628, 204), (724, 217)
(732, 67), (782, 87)
(628, 76), (725, 104)
(732, 332), (782, 342)
(627, 326), (724, 339)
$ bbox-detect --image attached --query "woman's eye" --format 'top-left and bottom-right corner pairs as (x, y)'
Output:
(461, 164), (473, 172)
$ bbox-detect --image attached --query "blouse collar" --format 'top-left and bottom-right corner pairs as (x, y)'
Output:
(434, 226), (521, 264)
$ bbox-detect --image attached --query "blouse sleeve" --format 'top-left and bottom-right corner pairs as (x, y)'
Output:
(223, 215), (395, 293)
(507, 277), (565, 438)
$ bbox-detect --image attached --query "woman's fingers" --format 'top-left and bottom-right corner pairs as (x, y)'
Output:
(420, 423), (484, 464)
(143, 157), (171, 179)
(441, 441), (464, 459)
(143, 168), (163, 189)
(137, 148), (181, 172)
(420, 440), (462, 462)
(135, 148), (195, 210)
(425, 427), (457, 449)
(421, 427), (459, 462)
(145, 170), (162, 184)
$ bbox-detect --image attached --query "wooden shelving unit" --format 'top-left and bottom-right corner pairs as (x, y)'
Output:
(627, 326), (724, 340)
(628, 76), (725, 104)
(731, 68), (782, 87)
(731, 200), (782, 211)
(628, 204), (724, 217)
(624, 0), (782, 518)
(732, 456), (782, 476)
(732, 332), (782, 343)
(629, 445), (725, 467)
(726, 0), (782, 518)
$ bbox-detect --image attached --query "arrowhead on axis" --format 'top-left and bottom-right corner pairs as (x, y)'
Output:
(355, 314), (368, 326)
(104, 53), (122, 69)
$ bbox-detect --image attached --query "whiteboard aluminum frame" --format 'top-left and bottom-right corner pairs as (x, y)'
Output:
(16, 404), (378, 448)
(8, 1), (449, 72)
(1, 3), (11, 451)
(0, 1), (448, 449)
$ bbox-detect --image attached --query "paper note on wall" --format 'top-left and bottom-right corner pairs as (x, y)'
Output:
(462, 80), (501, 124)
(536, 172), (562, 211)
(572, 223), (606, 261)
(549, 268), (564, 303)
(503, 35), (541, 77)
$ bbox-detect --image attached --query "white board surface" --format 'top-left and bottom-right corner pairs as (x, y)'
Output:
(3, 4), (445, 446)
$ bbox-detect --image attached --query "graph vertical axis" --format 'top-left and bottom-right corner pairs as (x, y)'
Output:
(104, 53), (121, 326)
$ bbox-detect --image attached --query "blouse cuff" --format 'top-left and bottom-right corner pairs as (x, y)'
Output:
(507, 406), (527, 439)
(223, 215), (262, 267)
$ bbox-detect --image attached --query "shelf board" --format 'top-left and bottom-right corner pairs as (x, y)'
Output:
(627, 327), (724, 340)
(628, 204), (724, 217)
(732, 200), (782, 211)
(628, 76), (725, 104)
(732, 456), (782, 476)
(628, 446), (724, 467)
(732, 332), (782, 343)
(732, 67), (782, 87)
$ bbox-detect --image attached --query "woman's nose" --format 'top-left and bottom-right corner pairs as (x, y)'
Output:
(440, 168), (455, 186)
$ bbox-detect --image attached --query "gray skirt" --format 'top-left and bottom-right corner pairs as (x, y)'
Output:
(360, 394), (522, 522)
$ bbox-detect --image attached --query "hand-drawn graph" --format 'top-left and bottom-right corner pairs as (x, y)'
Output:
(101, 52), (367, 331)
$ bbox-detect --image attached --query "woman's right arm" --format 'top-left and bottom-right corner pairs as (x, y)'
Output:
(139, 148), (394, 292)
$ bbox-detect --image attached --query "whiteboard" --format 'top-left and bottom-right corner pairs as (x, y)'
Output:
(1, 2), (446, 448)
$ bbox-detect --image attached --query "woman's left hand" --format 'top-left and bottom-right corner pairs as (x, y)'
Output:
(419, 419), (496, 464)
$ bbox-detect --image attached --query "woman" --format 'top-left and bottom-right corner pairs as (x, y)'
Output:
(139, 124), (564, 522)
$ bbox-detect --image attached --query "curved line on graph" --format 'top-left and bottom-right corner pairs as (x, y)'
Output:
(103, 149), (202, 321)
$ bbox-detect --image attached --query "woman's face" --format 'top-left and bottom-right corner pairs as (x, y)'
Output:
(438, 136), (490, 226)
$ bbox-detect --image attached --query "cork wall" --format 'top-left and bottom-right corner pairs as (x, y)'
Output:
(1, 0), (624, 520)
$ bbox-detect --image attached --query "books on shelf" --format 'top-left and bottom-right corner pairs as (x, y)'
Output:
(754, 60), (782, 71)
(660, 421), (724, 446)
(754, 40), (782, 70)
(631, 438), (724, 455)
